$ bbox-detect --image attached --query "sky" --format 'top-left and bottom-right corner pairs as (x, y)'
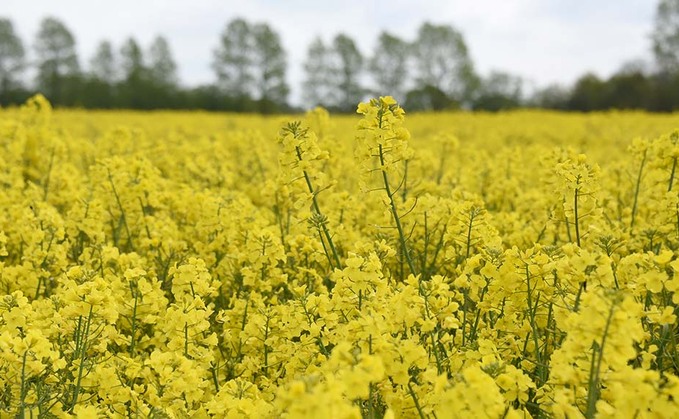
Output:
(0, 0), (658, 105)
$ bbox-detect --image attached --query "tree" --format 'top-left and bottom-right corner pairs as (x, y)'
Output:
(330, 33), (364, 111)
(148, 35), (178, 88)
(650, 72), (679, 111)
(119, 37), (148, 108)
(652, 0), (679, 74)
(89, 40), (116, 83)
(368, 31), (410, 101)
(83, 40), (117, 108)
(606, 71), (653, 110)
(617, 59), (651, 76)
(530, 84), (569, 110)
(0, 18), (26, 100)
(568, 73), (608, 111)
(302, 36), (333, 108)
(405, 85), (458, 111)
(473, 71), (523, 111)
(212, 18), (254, 98)
(252, 23), (289, 110)
(34, 17), (80, 104)
(120, 37), (145, 81)
(411, 22), (478, 104)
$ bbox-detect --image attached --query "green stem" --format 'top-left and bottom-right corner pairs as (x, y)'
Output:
(422, 212), (429, 277)
(19, 350), (28, 416)
(630, 149), (647, 231)
(574, 283), (585, 312)
(107, 168), (135, 252)
(465, 211), (475, 259)
(574, 186), (581, 247)
(585, 301), (616, 418)
(43, 147), (55, 201)
(263, 313), (271, 377)
(129, 284), (139, 355)
(378, 143), (416, 277)
(525, 265), (545, 385)
(407, 382), (426, 419)
(184, 322), (189, 358)
(295, 146), (341, 269)
(669, 157), (677, 192)
(69, 305), (93, 412)
(210, 361), (220, 392)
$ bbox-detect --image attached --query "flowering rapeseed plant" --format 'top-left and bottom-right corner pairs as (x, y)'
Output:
(0, 95), (679, 417)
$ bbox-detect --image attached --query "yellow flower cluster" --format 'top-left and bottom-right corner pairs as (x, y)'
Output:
(1, 94), (679, 417)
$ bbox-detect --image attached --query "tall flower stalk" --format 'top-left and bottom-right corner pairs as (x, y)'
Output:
(278, 121), (341, 270)
(356, 96), (416, 277)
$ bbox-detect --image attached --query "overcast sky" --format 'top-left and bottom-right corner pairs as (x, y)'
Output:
(0, 0), (657, 104)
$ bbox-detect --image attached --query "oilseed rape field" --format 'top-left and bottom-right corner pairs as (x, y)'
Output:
(3, 95), (679, 418)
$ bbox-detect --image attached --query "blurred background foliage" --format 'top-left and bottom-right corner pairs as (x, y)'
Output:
(2, 0), (679, 113)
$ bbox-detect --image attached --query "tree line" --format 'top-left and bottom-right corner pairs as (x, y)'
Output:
(0, 17), (288, 112)
(0, 16), (516, 112)
(2, 0), (679, 113)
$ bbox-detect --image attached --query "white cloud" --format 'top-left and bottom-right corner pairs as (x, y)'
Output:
(0, 0), (657, 104)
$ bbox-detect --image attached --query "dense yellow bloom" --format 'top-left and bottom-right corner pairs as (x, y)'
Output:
(356, 96), (413, 185)
(1, 95), (679, 416)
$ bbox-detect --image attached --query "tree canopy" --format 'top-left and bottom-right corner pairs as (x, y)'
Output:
(2, 6), (679, 113)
